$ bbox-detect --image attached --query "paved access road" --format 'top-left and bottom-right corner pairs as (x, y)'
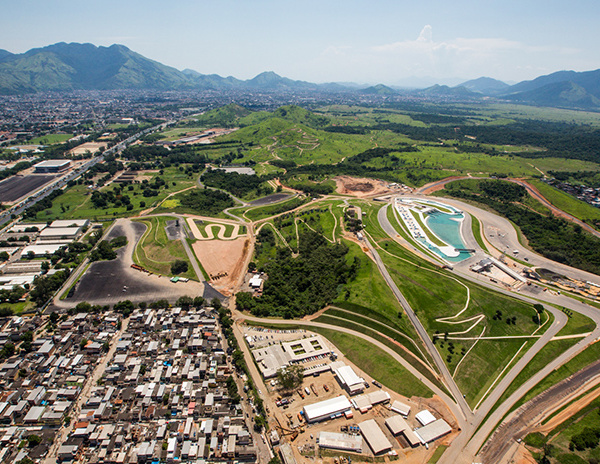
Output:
(369, 205), (471, 423)
(377, 196), (600, 464)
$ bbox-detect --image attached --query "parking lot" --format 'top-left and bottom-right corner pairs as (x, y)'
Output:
(0, 174), (56, 202)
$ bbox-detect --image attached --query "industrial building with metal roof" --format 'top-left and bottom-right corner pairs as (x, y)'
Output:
(358, 419), (393, 455)
(317, 431), (363, 453)
(390, 400), (411, 417)
(332, 363), (365, 395)
(414, 419), (452, 444)
(415, 410), (437, 426)
(385, 415), (421, 447)
(302, 395), (352, 423)
(33, 159), (71, 173)
(38, 226), (82, 242)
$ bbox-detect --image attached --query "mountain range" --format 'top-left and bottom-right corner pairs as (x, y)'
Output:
(1, 42), (600, 110)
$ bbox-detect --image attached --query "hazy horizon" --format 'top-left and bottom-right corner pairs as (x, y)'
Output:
(2, 0), (599, 86)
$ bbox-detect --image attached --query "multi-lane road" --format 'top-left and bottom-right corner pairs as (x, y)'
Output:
(0, 122), (171, 229)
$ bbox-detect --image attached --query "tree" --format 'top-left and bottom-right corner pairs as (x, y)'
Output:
(171, 260), (188, 274)
(176, 296), (193, 309)
(193, 296), (204, 308)
(0, 251), (9, 261)
(0, 342), (15, 359)
(114, 300), (134, 316)
(49, 312), (59, 324)
(276, 365), (304, 391)
(26, 434), (42, 447)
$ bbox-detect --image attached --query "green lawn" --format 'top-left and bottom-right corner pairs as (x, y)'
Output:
(194, 220), (236, 239)
(530, 179), (600, 224)
(24, 167), (196, 222)
(308, 327), (434, 398)
(132, 216), (197, 281)
(470, 214), (489, 253)
(27, 133), (73, 145)
(244, 196), (308, 221)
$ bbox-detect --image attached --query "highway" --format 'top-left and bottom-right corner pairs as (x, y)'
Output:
(0, 121), (172, 229)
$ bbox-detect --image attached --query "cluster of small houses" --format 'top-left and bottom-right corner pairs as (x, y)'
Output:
(0, 310), (121, 462)
(0, 219), (90, 292)
(543, 177), (600, 208)
(0, 306), (259, 463)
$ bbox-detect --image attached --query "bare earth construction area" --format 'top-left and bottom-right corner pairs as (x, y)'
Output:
(191, 237), (249, 295)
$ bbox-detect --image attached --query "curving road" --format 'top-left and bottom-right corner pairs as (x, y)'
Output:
(377, 196), (600, 464)
(232, 311), (463, 423)
(369, 205), (472, 422)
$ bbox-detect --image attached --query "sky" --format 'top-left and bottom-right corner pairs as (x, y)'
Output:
(1, 0), (599, 86)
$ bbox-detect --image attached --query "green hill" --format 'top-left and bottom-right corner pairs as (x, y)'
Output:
(0, 42), (192, 94)
(192, 103), (253, 127)
(361, 84), (395, 95)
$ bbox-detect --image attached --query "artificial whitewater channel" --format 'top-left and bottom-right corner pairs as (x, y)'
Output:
(395, 198), (473, 262)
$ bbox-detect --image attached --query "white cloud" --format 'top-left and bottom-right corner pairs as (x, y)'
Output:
(314, 25), (584, 84)
(417, 25), (433, 43)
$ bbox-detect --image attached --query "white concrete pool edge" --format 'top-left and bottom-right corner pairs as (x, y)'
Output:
(394, 197), (470, 262)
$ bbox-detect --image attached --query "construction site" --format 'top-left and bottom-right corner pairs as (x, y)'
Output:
(243, 326), (457, 464)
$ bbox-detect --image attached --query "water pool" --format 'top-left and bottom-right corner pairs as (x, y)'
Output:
(425, 210), (472, 262)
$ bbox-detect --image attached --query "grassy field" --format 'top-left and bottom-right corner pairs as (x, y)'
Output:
(508, 340), (600, 412)
(194, 220), (236, 239)
(133, 216), (197, 281)
(529, 178), (600, 223)
(470, 214), (489, 253)
(244, 196), (308, 221)
(25, 167), (196, 222)
(524, 395), (600, 463)
(361, 201), (559, 405)
(308, 327), (434, 398)
(0, 300), (36, 315)
(428, 445), (448, 464)
(27, 133), (73, 145)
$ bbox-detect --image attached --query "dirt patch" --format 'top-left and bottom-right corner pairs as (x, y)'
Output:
(417, 176), (469, 195)
(192, 237), (249, 296)
(531, 379), (600, 435)
(334, 176), (392, 198)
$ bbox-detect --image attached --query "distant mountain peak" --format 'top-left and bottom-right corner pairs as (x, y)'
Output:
(457, 77), (509, 95)
(361, 84), (395, 95)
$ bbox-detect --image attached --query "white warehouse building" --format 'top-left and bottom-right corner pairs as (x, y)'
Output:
(303, 395), (352, 423)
